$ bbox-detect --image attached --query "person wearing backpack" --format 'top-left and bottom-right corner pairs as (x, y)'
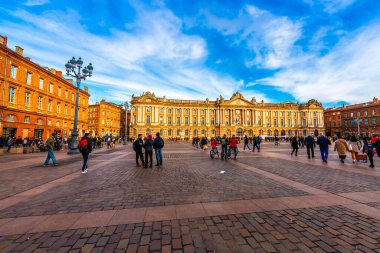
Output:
(221, 135), (228, 160)
(153, 132), (164, 166)
(78, 133), (93, 173)
(363, 137), (375, 168)
(133, 134), (144, 167)
(44, 133), (58, 167)
(143, 134), (154, 168)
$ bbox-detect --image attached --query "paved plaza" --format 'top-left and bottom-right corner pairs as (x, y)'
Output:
(0, 142), (380, 253)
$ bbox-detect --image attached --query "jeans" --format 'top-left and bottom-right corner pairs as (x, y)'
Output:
(135, 150), (144, 164)
(221, 145), (228, 158)
(145, 150), (153, 167)
(44, 149), (57, 165)
(244, 143), (250, 150)
(253, 143), (260, 152)
(307, 145), (315, 158)
(81, 152), (89, 171)
(231, 147), (237, 159)
(155, 148), (163, 165)
(320, 148), (329, 161)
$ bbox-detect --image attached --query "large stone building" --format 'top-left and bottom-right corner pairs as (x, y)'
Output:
(130, 92), (324, 139)
(0, 36), (90, 139)
(324, 97), (380, 137)
(88, 99), (126, 137)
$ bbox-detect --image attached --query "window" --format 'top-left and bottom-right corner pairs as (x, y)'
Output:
(350, 119), (354, 126)
(211, 118), (215, 125)
(372, 110), (376, 115)
(9, 87), (15, 103)
(280, 119), (284, 126)
(26, 72), (32, 84)
(357, 112), (360, 117)
(47, 120), (52, 126)
(39, 78), (44, 89)
(185, 130), (189, 136)
(57, 103), (61, 113)
(102, 119), (105, 125)
(7, 114), (15, 122)
(350, 112), (354, 117)
(147, 107), (151, 112)
(160, 129), (164, 136)
(168, 129), (173, 136)
(38, 97), (43, 110)
(193, 109), (197, 114)
(49, 83), (53, 93)
(364, 111), (368, 116)
(201, 117), (205, 125)
(372, 117), (376, 125)
(65, 105), (68, 115)
(313, 119), (317, 127)
(258, 119), (261, 126)
(202, 109), (205, 114)
(37, 118), (42, 125)
(176, 108), (181, 114)
(71, 93), (74, 102)
(274, 119), (277, 126)
(24, 116), (30, 123)
(146, 115), (151, 124)
(176, 117), (180, 125)
(160, 107), (164, 113)
(185, 117), (189, 125)
(211, 110), (215, 115)
(48, 100), (52, 112)
(225, 117), (229, 125)
(71, 107), (74, 115)
(287, 119), (290, 126)
(177, 129), (180, 136)
(185, 109), (189, 114)
(65, 90), (68, 98)
(302, 119), (306, 127)
(193, 117), (197, 125)
(25, 92), (30, 107)
(58, 87), (61, 96)
(10, 65), (17, 79)
(168, 108), (172, 114)
(302, 112), (306, 117)
(364, 118), (369, 125)
(160, 116), (163, 124)
(56, 121), (60, 127)
(313, 112), (317, 116)
(168, 117), (172, 125)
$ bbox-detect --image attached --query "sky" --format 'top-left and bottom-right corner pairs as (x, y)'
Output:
(1, 0), (379, 108)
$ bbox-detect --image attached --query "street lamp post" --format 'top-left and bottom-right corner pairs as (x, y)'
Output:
(65, 57), (93, 154)
(355, 118), (362, 137)
(123, 101), (129, 145)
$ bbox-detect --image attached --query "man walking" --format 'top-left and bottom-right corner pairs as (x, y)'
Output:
(243, 135), (250, 150)
(253, 135), (261, 152)
(6, 136), (13, 152)
(221, 134), (228, 160)
(305, 134), (316, 159)
(317, 134), (331, 163)
(78, 133), (93, 173)
(143, 134), (154, 168)
(290, 136), (299, 156)
(44, 133), (58, 167)
(153, 132), (164, 166)
(229, 135), (238, 160)
(133, 134), (144, 167)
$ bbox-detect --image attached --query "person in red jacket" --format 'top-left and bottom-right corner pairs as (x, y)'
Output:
(211, 138), (219, 158)
(229, 135), (239, 160)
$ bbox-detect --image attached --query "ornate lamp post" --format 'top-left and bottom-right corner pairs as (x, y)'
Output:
(355, 118), (362, 137)
(123, 101), (129, 145)
(65, 57), (93, 154)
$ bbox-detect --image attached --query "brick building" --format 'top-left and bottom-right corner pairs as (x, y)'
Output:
(88, 99), (126, 137)
(0, 36), (90, 140)
(324, 97), (380, 137)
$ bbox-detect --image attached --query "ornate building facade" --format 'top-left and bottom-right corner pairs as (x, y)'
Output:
(130, 92), (324, 139)
(324, 97), (380, 137)
(88, 99), (125, 137)
(0, 36), (90, 139)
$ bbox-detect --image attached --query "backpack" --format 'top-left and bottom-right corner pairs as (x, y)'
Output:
(133, 140), (139, 151)
(156, 138), (164, 149)
(78, 138), (88, 152)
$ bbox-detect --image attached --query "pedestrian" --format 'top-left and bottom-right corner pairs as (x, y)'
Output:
(221, 134), (228, 160)
(317, 133), (331, 163)
(15, 136), (23, 147)
(153, 132), (164, 166)
(6, 136), (13, 152)
(348, 134), (362, 163)
(334, 136), (349, 163)
(143, 134), (154, 168)
(243, 135), (250, 150)
(133, 134), (144, 167)
(229, 135), (238, 160)
(253, 135), (261, 152)
(44, 133), (58, 167)
(78, 133), (93, 174)
(290, 136), (299, 156)
(371, 134), (380, 158)
(305, 134), (316, 159)
(363, 138), (375, 168)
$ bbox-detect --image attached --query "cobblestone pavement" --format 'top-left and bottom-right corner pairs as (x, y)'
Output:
(0, 142), (380, 252)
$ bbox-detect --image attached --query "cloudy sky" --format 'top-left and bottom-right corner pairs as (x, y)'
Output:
(1, 0), (379, 107)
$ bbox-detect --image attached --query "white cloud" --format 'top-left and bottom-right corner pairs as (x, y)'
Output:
(203, 5), (302, 69)
(1, 6), (243, 102)
(303, 0), (356, 14)
(24, 0), (49, 6)
(256, 22), (380, 104)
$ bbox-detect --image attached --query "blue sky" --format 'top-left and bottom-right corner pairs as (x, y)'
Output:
(1, 0), (379, 107)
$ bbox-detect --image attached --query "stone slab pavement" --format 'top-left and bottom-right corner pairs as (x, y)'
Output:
(0, 142), (380, 252)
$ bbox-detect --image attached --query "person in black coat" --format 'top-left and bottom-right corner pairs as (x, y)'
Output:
(291, 137), (299, 156)
(305, 135), (316, 159)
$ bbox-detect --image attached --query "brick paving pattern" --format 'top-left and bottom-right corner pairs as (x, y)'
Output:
(1, 206), (380, 253)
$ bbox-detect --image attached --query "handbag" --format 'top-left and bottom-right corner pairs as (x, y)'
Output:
(348, 143), (353, 151)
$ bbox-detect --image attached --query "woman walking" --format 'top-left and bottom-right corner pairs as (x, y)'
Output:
(290, 136), (299, 156)
(334, 136), (349, 163)
(349, 134), (361, 163)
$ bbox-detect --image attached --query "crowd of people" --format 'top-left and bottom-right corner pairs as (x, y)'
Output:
(132, 133), (165, 168)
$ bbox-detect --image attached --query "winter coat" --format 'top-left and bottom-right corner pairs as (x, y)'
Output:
(143, 139), (154, 152)
(334, 139), (349, 156)
(348, 140), (361, 153)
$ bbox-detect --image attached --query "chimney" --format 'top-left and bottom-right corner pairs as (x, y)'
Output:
(56, 71), (62, 77)
(50, 68), (56, 75)
(15, 46), (24, 56)
(84, 86), (88, 92)
(0, 35), (7, 46)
